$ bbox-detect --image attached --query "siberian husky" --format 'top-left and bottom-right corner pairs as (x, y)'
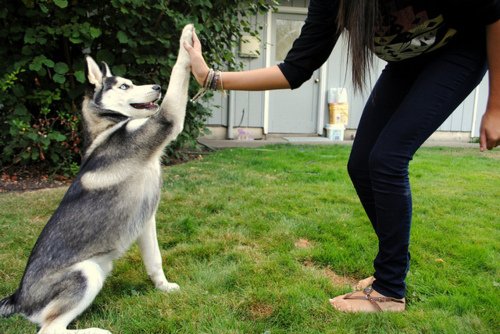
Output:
(0, 24), (194, 334)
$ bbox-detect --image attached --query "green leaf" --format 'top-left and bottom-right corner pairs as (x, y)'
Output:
(29, 62), (41, 71)
(26, 132), (38, 141)
(24, 29), (37, 44)
(42, 58), (54, 68)
(69, 30), (82, 44)
(37, 67), (47, 77)
(54, 0), (68, 9)
(89, 27), (102, 38)
(54, 62), (69, 74)
(48, 132), (67, 142)
(21, 150), (31, 160)
(29, 56), (54, 71)
(31, 148), (40, 161)
(74, 70), (86, 83)
(45, 26), (55, 35)
(12, 84), (26, 98)
(53, 73), (66, 84)
(14, 105), (28, 117)
(40, 136), (51, 146)
(50, 152), (60, 163)
(117, 31), (128, 44)
(69, 35), (83, 44)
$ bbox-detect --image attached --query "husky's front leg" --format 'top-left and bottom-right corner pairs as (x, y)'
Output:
(137, 215), (180, 292)
(158, 24), (193, 139)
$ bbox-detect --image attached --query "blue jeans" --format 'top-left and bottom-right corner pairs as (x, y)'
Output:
(347, 38), (487, 299)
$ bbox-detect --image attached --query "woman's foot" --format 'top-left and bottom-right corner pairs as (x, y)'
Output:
(330, 286), (405, 313)
(355, 276), (375, 290)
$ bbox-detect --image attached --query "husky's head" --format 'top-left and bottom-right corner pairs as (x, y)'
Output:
(85, 56), (161, 119)
(81, 56), (162, 153)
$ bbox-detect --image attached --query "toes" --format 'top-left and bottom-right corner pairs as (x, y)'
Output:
(329, 296), (347, 311)
(329, 292), (371, 313)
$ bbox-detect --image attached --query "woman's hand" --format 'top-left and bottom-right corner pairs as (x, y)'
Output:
(183, 29), (209, 86)
(482, 20), (500, 151)
(480, 108), (500, 151)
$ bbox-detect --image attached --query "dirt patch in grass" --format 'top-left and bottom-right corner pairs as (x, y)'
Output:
(323, 267), (359, 288)
(302, 260), (359, 288)
(249, 303), (274, 320)
(294, 238), (312, 249)
(296, 240), (360, 288)
(295, 240), (360, 288)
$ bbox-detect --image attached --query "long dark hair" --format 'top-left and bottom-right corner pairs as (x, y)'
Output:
(337, 0), (381, 92)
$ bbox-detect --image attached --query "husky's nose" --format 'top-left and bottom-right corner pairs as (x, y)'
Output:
(152, 85), (161, 91)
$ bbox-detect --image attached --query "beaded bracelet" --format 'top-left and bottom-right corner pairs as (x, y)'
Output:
(191, 68), (224, 102)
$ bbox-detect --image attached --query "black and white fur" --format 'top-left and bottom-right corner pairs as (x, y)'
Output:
(0, 24), (194, 334)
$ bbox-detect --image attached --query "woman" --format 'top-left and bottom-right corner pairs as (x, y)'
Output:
(185, 0), (500, 312)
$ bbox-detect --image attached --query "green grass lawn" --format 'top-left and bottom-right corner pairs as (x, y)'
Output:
(0, 145), (499, 333)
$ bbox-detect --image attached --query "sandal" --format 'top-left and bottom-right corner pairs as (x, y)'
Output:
(330, 286), (405, 313)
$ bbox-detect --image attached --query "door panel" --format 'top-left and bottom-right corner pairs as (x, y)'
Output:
(269, 13), (319, 134)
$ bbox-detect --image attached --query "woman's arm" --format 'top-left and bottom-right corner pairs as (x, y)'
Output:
(184, 29), (290, 91)
(185, 0), (340, 91)
(219, 67), (290, 91)
(480, 19), (500, 151)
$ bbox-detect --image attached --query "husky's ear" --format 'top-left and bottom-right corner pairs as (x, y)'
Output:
(100, 62), (112, 78)
(86, 56), (103, 89)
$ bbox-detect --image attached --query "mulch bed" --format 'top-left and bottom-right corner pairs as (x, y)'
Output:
(0, 169), (72, 193)
(0, 149), (211, 193)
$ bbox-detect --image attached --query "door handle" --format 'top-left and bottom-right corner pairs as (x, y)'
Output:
(314, 79), (320, 83)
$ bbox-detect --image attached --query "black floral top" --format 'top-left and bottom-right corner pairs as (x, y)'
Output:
(374, 0), (459, 61)
(278, 0), (500, 89)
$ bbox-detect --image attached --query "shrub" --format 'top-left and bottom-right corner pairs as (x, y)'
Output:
(0, 0), (275, 175)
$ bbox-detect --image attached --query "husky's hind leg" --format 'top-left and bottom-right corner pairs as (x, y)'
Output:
(37, 261), (110, 334)
(138, 215), (180, 292)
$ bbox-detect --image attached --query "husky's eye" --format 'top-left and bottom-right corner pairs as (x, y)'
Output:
(119, 84), (130, 90)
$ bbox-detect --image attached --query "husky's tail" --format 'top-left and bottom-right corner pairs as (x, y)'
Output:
(0, 295), (17, 317)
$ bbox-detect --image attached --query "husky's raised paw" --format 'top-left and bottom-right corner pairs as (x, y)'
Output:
(177, 24), (194, 68)
(181, 24), (194, 48)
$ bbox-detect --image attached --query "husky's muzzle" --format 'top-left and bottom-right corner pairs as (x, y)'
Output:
(130, 85), (162, 110)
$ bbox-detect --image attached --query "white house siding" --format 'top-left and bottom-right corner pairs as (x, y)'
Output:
(204, 9), (490, 140)
(204, 14), (268, 136)
(205, 64), (266, 129)
(324, 34), (386, 130)
(470, 75), (489, 138)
